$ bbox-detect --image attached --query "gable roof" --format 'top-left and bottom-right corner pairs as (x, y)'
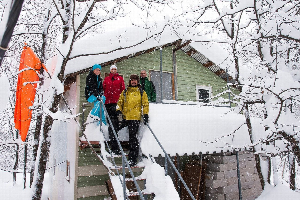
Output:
(66, 39), (235, 85)
(181, 44), (235, 84)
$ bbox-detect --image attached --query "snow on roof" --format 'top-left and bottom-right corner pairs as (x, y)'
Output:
(84, 102), (261, 156)
(64, 26), (233, 78)
(64, 25), (180, 75)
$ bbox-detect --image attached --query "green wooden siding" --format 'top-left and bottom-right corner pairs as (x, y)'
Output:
(79, 45), (237, 123)
(175, 48), (228, 101)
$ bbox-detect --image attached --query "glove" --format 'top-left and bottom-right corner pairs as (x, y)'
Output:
(87, 95), (97, 103)
(116, 110), (123, 122)
(143, 114), (149, 125)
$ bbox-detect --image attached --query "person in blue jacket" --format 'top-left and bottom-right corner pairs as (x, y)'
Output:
(85, 64), (106, 125)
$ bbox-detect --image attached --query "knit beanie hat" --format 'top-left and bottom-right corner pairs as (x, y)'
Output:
(110, 65), (117, 70)
(92, 64), (101, 70)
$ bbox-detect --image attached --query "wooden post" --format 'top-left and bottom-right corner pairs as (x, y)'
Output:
(195, 153), (202, 200)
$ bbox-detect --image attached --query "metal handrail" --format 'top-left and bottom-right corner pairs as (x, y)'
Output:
(99, 99), (145, 200)
(92, 99), (196, 199)
(146, 123), (196, 200)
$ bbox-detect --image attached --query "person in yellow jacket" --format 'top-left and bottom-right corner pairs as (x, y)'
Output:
(116, 74), (149, 166)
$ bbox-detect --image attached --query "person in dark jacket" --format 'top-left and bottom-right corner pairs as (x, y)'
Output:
(103, 65), (125, 154)
(116, 74), (149, 166)
(140, 70), (156, 102)
(85, 64), (106, 124)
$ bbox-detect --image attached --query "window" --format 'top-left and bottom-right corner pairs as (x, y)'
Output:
(196, 85), (211, 103)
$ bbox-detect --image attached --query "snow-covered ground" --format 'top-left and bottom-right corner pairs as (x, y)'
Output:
(1, 170), (300, 200)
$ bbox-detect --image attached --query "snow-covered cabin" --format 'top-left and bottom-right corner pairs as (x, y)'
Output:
(64, 40), (240, 127)
(45, 39), (263, 200)
(70, 40), (237, 103)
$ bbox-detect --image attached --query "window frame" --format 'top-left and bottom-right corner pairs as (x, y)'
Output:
(196, 85), (212, 103)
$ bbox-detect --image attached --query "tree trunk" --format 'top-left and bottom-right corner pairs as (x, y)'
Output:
(32, 93), (61, 199)
(290, 156), (296, 190)
(30, 113), (42, 187)
(244, 103), (265, 189)
(32, 114), (53, 200)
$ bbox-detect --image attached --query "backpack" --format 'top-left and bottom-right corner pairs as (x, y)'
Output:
(123, 86), (143, 101)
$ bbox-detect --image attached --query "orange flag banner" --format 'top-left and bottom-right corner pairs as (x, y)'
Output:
(14, 45), (47, 142)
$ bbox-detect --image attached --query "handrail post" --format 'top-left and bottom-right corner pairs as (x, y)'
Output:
(99, 99), (102, 131)
(165, 153), (168, 176)
(81, 103), (85, 135)
(122, 156), (126, 200)
(236, 151), (242, 200)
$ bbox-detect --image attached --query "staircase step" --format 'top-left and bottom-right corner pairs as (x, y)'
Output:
(78, 148), (102, 166)
(77, 185), (109, 198)
(77, 195), (111, 200)
(79, 141), (100, 150)
(128, 191), (153, 196)
(110, 166), (144, 177)
(110, 163), (145, 170)
(125, 177), (146, 182)
(78, 165), (108, 176)
(77, 174), (110, 187)
(128, 191), (155, 200)
(106, 154), (129, 165)
(126, 178), (146, 192)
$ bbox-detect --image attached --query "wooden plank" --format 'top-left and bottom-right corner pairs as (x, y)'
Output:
(77, 185), (109, 198)
(106, 179), (117, 200)
(77, 174), (110, 187)
(78, 165), (108, 176)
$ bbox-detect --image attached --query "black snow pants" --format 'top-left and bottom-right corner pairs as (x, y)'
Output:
(127, 120), (140, 166)
(105, 103), (119, 153)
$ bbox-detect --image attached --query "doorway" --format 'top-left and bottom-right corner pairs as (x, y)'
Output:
(149, 70), (174, 102)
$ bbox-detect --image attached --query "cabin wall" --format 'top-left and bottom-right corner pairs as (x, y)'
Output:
(79, 45), (235, 105)
(204, 151), (263, 200)
(155, 151), (263, 200)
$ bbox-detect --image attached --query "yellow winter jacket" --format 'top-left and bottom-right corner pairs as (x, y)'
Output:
(117, 87), (149, 120)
